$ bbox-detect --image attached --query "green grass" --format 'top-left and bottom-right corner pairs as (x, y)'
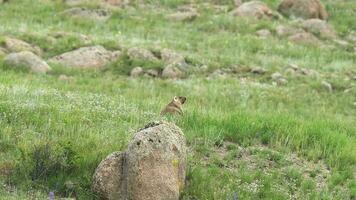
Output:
(0, 0), (355, 199)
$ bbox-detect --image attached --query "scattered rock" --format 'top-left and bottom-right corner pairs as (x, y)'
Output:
(288, 32), (321, 45)
(160, 48), (186, 67)
(92, 121), (187, 200)
(130, 67), (144, 77)
(145, 69), (159, 77)
(162, 64), (183, 79)
(209, 69), (227, 79)
(0, 47), (7, 57)
(271, 72), (288, 85)
(169, 6), (199, 22)
(333, 39), (349, 47)
(50, 46), (119, 69)
(300, 19), (337, 39)
(64, 0), (129, 8)
(346, 32), (356, 43)
(284, 64), (318, 77)
(3, 37), (42, 55)
(51, 31), (93, 45)
(321, 81), (332, 92)
(61, 7), (112, 21)
(127, 47), (158, 62)
(276, 25), (305, 37)
(256, 29), (271, 38)
(4, 51), (51, 73)
(278, 0), (328, 20)
(250, 66), (267, 74)
(234, 0), (243, 7)
(232, 1), (274, 20)
(58, 74), (75, 82)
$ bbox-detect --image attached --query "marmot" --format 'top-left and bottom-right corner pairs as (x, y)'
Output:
(160, 96), (186, 115)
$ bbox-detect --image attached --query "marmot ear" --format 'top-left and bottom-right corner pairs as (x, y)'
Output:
(173, 96), (178, 101)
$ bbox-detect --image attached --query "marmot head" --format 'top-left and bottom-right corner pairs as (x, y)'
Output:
(173, 96), (186, 105)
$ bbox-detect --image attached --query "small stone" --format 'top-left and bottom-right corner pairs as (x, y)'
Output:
(162, 64), (183, 79)
(250, 66), (267, 74)
(288, 32), (321, 45)
(321, 81), (332, 92)
(58, 74), (75, 82)
(130, 67), (144, 77)
(61, 7), (112, 21)
(127, 47), (158, 62)
(256, 29), (271, 38)
(4, 51), (51, 73)
(232, 1), (274, 20)
(145, 69), (159, 77)
(4, 37), (42, 55)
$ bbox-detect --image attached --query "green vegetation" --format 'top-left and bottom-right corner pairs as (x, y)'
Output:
(0, 0), (355, 199)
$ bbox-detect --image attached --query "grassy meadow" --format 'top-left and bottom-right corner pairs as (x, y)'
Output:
(0, 0), (355, 199)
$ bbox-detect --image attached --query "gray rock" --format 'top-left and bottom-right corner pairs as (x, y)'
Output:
(162, 64), (183, 79)
(64, 0), (129, 8)
(250, 66), (266, 74)
(0, 47), (7, 57)
(92, 121), (187, 200)
(145, 69), (159, 77)
(127, 47), (158, 62)
(49, 46), (118, 69)
(3, 37), (42, 55)
(126, 122), (187, 200)
(130, 67), (144, 77)
(92, 152), (125, 200)
(271, 72), (288, 85)
(321, 81), (332, 92)
(61, 7), (112, 21)
(300, 19), (337, 39)
(288, 32), (321, 45)
(160, 48), (186, 67)
(256, 29), (271, 38)
(4, 51), (51, 73)
(168, 6), (199, 22)
(278, 0), (328, 20)
(232, 1), (274, 19)
(276, 25), (305, 37)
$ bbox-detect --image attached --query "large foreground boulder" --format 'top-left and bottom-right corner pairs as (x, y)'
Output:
(4, 51), (51, 73)
(232, 1), (274, 19)
(49, 46), (119, 69)
(92, 121), (187, 200)
(278, 0), (328, 20)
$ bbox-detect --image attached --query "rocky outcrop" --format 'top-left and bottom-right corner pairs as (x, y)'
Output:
(4, 51), (51, 73)
(64, 0), (129, 8)
(169, 5), (199, 22)
(278, 0), (328, 20)
(92, 121), (187, 200)
(288, 32), (321, 45)
(3, 37), (42, 55)
(127, 47), (158, 62)
(61, 7), (112, 21)
(49, 46), (119, 69)
(162, 64), (183, 79)
(232, 1), (274, 19)
(300, 19), (337, 39)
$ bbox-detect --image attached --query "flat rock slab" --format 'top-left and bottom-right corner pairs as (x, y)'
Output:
(49, 46), (119, 69)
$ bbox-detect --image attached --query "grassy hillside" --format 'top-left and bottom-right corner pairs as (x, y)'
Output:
(0, 0), (355, 199)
